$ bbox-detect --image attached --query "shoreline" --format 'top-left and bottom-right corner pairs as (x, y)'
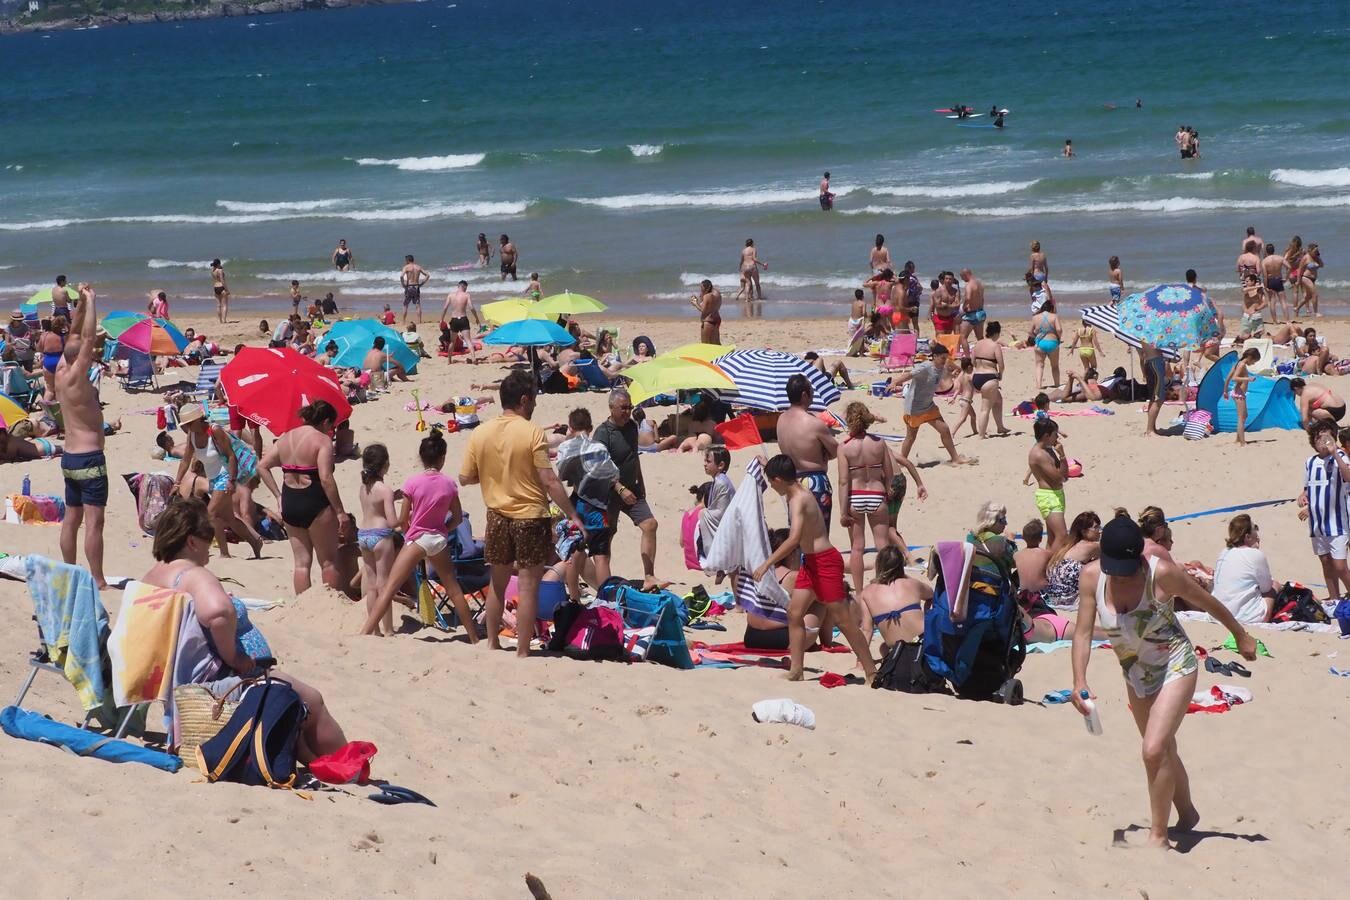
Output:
(0, 0), (411, 35)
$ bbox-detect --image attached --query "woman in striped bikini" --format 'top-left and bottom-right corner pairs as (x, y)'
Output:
(837, 401), (895, 593)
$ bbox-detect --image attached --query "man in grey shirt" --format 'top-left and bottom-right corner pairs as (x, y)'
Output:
(886, 342), (974, 465)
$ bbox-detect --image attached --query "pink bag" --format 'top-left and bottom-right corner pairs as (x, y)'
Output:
(561, 605), (625, 661)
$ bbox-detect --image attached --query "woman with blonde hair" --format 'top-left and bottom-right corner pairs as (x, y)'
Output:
(838, 400), (896, 592)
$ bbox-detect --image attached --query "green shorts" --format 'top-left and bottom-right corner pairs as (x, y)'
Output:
(1035, 488), (1066, 518)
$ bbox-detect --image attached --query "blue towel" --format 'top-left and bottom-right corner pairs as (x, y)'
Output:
(25, 555), (109, 711)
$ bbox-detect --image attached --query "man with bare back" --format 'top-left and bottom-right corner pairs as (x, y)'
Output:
(57, 284), (109, 589)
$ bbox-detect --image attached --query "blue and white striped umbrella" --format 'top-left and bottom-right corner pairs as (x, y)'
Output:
(713, 349), (840, 412)
(1081, 304), (1179, 361)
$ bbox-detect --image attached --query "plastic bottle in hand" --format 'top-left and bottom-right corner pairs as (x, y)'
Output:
(1080, 690), (1103, 735)
(751, 698), (816, 730)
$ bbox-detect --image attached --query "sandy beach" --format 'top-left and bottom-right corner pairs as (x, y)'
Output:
(2, 304), (1349, 898)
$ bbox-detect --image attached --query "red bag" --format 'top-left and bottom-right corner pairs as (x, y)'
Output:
(714, 413), (762, 450)
(308, 740), (378, 785)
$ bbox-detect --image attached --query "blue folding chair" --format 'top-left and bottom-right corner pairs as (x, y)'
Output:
(574, 357), (614, 391)
(120, 350), (158, 392)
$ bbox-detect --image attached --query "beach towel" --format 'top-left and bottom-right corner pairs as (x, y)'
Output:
(1025, 639), (1111, 654)
(932, 541), (974, 622)
(1, 706), (182, 773)
(108, 581), (190, 707)
(25, 555), (109, 712)
(1187, 684), (1253, 715)
(702, 460), (790, 622)
(8, 493), (65, 525)
(1016, 406), (1114, 419)
(681, 507), (702, 571)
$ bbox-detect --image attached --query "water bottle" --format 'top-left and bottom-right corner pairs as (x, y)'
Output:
(1080, 690), (1103, 735)
(21, 474), (30, 497)
(751, 698), (816, 730)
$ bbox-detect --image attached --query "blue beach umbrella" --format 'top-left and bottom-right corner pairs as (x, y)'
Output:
(1116, 283), (1220, 353)
(482, 319), (577, 348)
(323, 319), (419, 374)
(713, 348), (840, 412)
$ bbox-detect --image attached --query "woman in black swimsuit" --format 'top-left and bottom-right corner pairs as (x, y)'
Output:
(258, 400), (353, 594)
(332, 239), (354, 271)
(969, 320), (1011, 439)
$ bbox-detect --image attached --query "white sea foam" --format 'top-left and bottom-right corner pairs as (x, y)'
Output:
(572, 187), (846, 210)
(1172, 172), (1215, 180)
(352, 153), (486, 171)
(679, 272), (865, 291)
(256, 267), (508, 285)
(839, 205), (922, 217)
(627, 144), (664, 157)
(955, 194), (1350, 217)
(0, 200), (529, 232)
(147, 259), (217, 270)
(1270, 166), (1350, 188)
(870, 179), (1038, 198)
(216, 198), (349, 213)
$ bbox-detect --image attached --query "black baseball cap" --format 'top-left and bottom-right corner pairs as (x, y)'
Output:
(1099, 516), (1145, 576)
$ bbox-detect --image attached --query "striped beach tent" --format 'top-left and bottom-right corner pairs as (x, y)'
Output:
(713, 349), (840, 411)
(1080, 304), (1179, 361)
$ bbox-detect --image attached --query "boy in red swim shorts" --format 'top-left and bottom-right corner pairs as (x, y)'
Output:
(754, 454), (878, 683)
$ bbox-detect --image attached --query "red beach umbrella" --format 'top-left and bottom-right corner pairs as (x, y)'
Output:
(220, 347), (352, 435)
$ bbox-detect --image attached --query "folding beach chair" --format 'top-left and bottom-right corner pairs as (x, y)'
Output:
(120, 349), (159, 392)
(13, 557), (151, 737)
(419, 551), (492, 632)
(934, 333), (961, 359)
(1, 363), (41, 410)
(574, 357), (614, 391)
(191, 361), (223, 404)
(883, 332), (917, 371)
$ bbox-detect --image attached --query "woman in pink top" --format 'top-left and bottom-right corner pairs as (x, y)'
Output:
(360, 429), (479, 639)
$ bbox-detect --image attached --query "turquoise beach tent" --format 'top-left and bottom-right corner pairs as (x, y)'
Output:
(323, 319), (419, 375)
(1196, 351), (1301, 433)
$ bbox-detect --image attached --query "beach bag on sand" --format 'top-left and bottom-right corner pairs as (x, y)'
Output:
(1183, 409), (1212, 441)
(1271, 583), (1330, 624)
(197, 675), (307, 789)
(615, 585), (694, 669)
(872, 640), (943, 694)
(548, 602), (626, 661)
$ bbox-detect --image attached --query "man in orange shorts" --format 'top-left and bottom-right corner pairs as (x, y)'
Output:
(754, 454), (877, 683)
(886, 342), (974, 466)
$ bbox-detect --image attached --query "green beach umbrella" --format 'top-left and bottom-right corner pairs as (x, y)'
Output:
(23, 285), (78, 311)
(535, 291), (606, 317)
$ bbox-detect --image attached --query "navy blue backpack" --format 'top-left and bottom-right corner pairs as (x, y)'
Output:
(197, 676), (308, 789)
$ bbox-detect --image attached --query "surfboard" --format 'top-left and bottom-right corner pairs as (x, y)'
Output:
(956, 122), (1005, 130)
(933, 107), (970, 113)
(945, 113), (985, 119)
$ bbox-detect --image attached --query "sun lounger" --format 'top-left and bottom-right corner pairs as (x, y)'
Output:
(574, 357), (614, 390)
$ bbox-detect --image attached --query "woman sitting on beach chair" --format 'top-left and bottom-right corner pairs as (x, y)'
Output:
(141, 498), (350, 762)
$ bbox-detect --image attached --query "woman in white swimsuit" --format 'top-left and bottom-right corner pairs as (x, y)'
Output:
(837, 401), (895, 593)
(1072, 514), (1256, 850)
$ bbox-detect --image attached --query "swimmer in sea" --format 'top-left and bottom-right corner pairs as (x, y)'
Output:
(1063, 139), (1074, 158)
(331, 238), (354, 272)
(1108, 255), (1123, 303)
(476, 232), (492, 267)
(818, 171), (835, 210)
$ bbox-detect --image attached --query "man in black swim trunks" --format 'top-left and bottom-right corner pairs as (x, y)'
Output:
(499, 234), (518, 281)
(400, 254), (430, 327)
(56, 284), (110, 589)
(440, 279), (481, 365)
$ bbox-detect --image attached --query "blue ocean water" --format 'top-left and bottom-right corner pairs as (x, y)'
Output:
(2, 0), (1348, 317)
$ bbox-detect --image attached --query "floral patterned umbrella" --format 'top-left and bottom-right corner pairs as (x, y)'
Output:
(1116, 283), (1220, 352)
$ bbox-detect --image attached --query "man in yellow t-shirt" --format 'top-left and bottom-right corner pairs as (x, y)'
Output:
(461, 370), (583, 657)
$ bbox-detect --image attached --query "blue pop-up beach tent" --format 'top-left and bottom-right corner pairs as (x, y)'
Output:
(1196, 350), (1301, 433)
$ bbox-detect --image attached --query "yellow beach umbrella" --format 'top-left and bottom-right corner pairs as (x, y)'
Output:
(536, 291), (606, 317)
(625, 356), (737, 406)
(481, 299), (548, 326)
(0, 392), (28, 429)
(663, 342), (735, 362)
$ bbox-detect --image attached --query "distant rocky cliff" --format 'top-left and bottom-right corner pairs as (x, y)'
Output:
(1, 0), (410, 34)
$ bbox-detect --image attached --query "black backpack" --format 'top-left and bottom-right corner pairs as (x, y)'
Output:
(872, 640), (946, 694)
(1271, 583), (1330, 624)
(197, 676), (308, 789)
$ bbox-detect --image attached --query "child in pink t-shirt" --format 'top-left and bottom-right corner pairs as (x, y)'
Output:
(360, 429), (478, 639)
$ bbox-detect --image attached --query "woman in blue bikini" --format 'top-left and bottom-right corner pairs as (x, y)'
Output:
(1025, 280), (1062, 388)
(356, 443), (400, 637)
(857, 546), (931, 654)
